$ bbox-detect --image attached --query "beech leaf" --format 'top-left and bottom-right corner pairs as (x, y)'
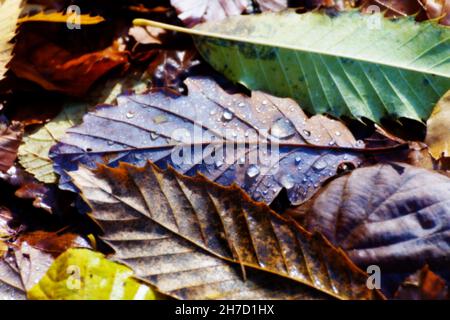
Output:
(135, 10), (450, 123)
(51, 77), (364, 205)
(69, 162), (383, 300)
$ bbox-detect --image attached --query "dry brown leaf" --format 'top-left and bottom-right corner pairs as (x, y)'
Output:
(70, 162), (383, 300)
(395, 265), (449, 300)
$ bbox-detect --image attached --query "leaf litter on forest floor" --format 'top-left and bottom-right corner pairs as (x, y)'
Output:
(69, 161), (384, 300)
(288, 162), (450, 295)
(50, 76), (374, 205)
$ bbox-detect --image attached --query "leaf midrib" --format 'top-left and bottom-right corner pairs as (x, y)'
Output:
(133, 18), (450, 79)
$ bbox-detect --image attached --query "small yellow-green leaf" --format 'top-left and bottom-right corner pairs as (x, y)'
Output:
(426, 90), (450, 159)
(18, 102), (87, 183)
(28, 248), (159, 300)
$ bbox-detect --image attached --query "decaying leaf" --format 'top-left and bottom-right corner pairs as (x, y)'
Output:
(10, 33), (129, 96)
(19, 102), (87, 183)
(135, 10), (450, 123)
(17, 11), (104, 25)
(297, 163), (450, 293)
(0, 119), (23, 172)
(256, 0), (288, 12)
(28, 248), (159, 300)
(426, 90), (450, 159)
(69, 162), (383, 300)
(394, 265), (449, 300)
(0, 0), (22, 81)
(51, 77), (364, 205)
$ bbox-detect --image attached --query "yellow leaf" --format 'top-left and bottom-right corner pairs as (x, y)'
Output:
(0, 0), (22, 81)
(28, 248), (160, 300)
(426, 90), (450, 159)
(18, 11), (104, 25)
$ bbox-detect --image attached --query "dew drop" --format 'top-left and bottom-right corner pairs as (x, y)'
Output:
(312, 158), (327, 171)
(150, 131), (159, 140)
(335, 131), (342, 136)
(210, 110), (216, 116)
(107, 140), (114, 146)
(126, 111), (135, 119)
(262, 100), (268, 105)
(238, 157), (245, 165)
(302, 129), (311, 137)
(295, 155), (302, 164)
(355, 140), (365, 148)
(270, 118), (296, 139)
(246, 165), (260, 178)
(238, 102), (246, 108)
(279, 174), (295, 190)
(222, 110), (233, 121)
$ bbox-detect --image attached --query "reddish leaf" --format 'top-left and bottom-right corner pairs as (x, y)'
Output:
(0, 119), (23, 172)
(395, 266), (449, 300)
(10, 33), (129, 97)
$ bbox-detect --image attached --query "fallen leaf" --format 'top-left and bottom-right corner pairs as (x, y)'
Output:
(19, 102), (87, 183)
(135, 10), (450, 123)
(146, 49), (201, 89)
(28, 248), (160, 300)
(129, 26), (166, 45)
(0, 0), (22, 81)
(51, 77), (364, 205)
(0, 118), (23, 172)
(10, 32), (129, 96)
(17, 11), (104, 24)
(69, 162), (383, 300)
(0, 251), (26, 300)
(170, 0), (251, 27)
(426, 90), (450, 159)
(297, 162), (450, 294)
(394, 265), (449, 300)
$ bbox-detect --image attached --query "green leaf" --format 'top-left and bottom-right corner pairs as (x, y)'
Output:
(134, 10), (450, 123)
(0, 0), (22, 81)
(28, 248), (160, 300)
(18, 102), (87, 183)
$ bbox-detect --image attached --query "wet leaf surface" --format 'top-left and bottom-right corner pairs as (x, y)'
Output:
(51, 77), (364, 205)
